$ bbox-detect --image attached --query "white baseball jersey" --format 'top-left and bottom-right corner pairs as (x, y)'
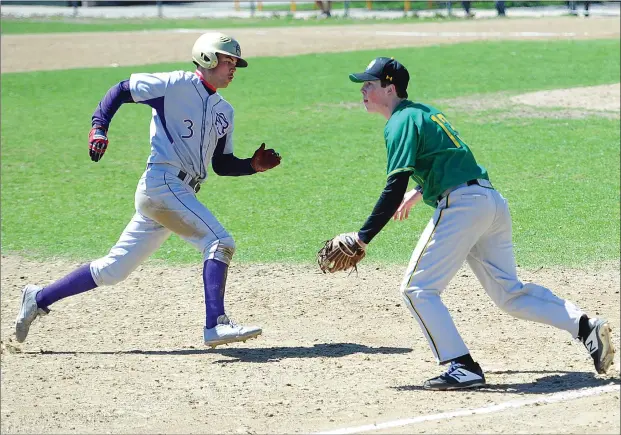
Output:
(91, 71), (239, 286)
(129, 70), (234, 181)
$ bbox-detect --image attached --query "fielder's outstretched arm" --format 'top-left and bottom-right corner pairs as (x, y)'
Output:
(357, 171), (411, 244)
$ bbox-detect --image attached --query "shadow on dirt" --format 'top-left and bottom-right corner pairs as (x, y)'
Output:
(27, 343), (412, 362)
(210, 343), (413, 363)
(393, 370), (620, 394)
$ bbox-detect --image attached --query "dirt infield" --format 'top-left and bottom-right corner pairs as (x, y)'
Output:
(1, 16), (620, 434)
(512, 83), (621, 112)
(436, 84), (621, 120)
(1, 255), (620, 434)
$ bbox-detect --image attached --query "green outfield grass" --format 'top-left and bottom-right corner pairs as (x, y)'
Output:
(0, 14), (467, 34)
(1, 39), (619, 268)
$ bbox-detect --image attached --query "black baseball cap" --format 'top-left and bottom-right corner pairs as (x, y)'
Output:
(349, 57), (410, 98)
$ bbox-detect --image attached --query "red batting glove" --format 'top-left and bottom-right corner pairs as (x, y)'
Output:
(89, 125), (109, 162)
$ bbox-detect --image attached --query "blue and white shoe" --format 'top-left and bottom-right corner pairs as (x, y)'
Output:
(15, 284), (49, 343)
(203, 314), (262, 348)
(583, 318), (616, 374)
(423, 362), (486, 390)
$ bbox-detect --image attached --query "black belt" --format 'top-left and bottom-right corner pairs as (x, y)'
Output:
(178, 170), (201, 193)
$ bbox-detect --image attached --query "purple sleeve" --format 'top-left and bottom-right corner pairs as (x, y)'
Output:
(91, 80), (134, 128)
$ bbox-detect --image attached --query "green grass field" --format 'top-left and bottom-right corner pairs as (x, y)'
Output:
(0, 14), (467, 34)
(1, 39), (619, 268)
(0, 17), (390, 34)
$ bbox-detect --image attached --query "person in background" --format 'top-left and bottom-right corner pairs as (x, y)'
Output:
(316, 0), (332, 17)
(461, 1), (474, 18)
(568, 1), (591, 17)
(495, 1), (506, 16)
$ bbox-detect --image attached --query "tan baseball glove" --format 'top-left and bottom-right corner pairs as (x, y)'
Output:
(317, 232), (366, 274)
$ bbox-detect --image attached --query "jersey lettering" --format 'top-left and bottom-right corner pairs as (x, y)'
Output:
(215, 113), (230, 136)
(431, 113), (466, 149)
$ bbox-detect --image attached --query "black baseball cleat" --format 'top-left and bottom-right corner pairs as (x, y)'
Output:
(583, 318), (616, 374)
(423, 362), (486, 390)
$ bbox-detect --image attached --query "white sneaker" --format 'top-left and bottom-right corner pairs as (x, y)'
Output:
(15, 284), (48, 343)
(203, 314), (262, 348)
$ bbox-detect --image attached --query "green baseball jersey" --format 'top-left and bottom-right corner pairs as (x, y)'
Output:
(385, 100), (489, 207)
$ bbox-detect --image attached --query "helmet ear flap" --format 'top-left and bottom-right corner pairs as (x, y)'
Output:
(200, 51), (218, 69)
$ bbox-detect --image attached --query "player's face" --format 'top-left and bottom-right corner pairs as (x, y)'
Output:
(360, 80), (388, 113)
(211, 54), (238, 89)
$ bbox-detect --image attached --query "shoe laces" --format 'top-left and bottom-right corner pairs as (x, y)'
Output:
(228, 317), (239, 328)
(448, 361), (463, 371)
(220, 314), (238, 328)
(446, 362), (469, 375)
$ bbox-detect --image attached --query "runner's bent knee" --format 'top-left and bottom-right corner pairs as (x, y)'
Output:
(91, 249), (142, 286)
(204, 236), (236, 265)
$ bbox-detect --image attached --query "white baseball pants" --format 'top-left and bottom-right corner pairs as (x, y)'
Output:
(400, 184), (584, 363)
(90, 164), (234, 286)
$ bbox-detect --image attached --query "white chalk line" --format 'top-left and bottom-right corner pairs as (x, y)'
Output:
(314, 383), (620, 435)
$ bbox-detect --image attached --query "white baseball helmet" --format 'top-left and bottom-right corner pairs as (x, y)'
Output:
(192, 32), (248, 69)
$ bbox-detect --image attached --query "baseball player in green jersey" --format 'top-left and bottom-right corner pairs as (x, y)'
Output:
(344, 57), (616, 390)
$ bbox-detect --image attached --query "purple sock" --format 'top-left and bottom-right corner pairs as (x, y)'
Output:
(35, 264), (98, 310)
(203, 259), (228, 329)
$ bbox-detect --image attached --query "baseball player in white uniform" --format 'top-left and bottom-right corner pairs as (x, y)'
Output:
(15, 33), (281, 348)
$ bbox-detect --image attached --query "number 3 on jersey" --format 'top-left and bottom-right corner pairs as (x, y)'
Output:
(182, 119), (194, 139)
(431, 113), (466, 148)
